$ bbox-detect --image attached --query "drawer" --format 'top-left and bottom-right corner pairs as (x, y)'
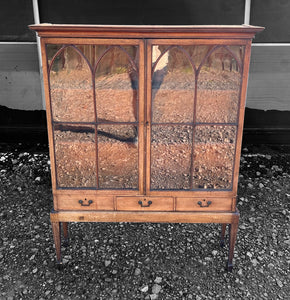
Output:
(176, 197), (232, 212)
(56, 195), (114, 211)
(116, 196), (174, 211)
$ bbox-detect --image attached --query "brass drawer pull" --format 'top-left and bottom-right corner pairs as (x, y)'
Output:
(79, 199), (93, 206)
(197, 200), (212, 207)
(138, 199), (152, 207)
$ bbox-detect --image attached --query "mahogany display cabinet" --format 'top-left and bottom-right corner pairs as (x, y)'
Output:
(30, 24), (263, 271)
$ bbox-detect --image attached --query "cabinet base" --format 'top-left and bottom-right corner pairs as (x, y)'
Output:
(50, 210), (239, 271)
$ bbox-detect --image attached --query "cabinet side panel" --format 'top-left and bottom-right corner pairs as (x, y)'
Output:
(41, 39), (57, 193)
(232, 41), (253, 198)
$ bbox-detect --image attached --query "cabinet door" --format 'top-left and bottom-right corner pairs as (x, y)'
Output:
(147, 41), (245, 192)
(46, 41), (144, 190)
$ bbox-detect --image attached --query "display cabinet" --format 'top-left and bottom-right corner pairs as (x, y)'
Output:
(30, 24), (263, 271)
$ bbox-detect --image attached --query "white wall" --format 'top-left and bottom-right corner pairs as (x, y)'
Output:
(0, 42), (42, 110)
(247, 45), (290, 111)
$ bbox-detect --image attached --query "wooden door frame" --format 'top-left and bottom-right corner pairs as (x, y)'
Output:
(145, 38), (252, 200)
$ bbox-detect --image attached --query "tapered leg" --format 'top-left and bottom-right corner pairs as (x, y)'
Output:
(51, 221), (62, 265)
(62, 222), (69, 247)
(227, 218), (239, 272)
(220, 224), (227, 247)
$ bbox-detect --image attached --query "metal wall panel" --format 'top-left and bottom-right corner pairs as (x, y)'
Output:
(38, 0), (244, 25)
(251, 0), (290, 43)
(0, 1), (35, 42)
(247, 46), (290, 111)
(0, 43), (42, 110)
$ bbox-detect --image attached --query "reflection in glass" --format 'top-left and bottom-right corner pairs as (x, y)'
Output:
(95, 46), (138, 123)
(49, 45), (94, 122)
(196, 46), (244, 124)
(151, 125), (193, 190)
(54, 124), (96, 188)
(152, 46), (195, 123)
(47, 44), (63, 62)
(192, 125), (236, 189)
(98, 124), (138, 189)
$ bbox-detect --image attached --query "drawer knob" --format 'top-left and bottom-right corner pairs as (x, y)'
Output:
(79, 199), (93, 206)
(197, 200), (212, 207)
(138, 199), (152, 207)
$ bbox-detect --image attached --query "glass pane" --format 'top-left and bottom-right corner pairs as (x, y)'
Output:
(98, 124), (138, 189)
(54, 124), (96, 188)
(151, 125), (193, 190)
(47, 44), (63, 62)
(48, 45), (94, 122)
(196, 46), (244, 123)
(95, 46), (138, 123)
(192, 125), (236, 189)
(152, 46), (195, 123)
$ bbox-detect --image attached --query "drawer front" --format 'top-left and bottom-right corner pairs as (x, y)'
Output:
(176, 197), (232, 211)
(56, 195), (114, 211)
(116, 197), (174, 211)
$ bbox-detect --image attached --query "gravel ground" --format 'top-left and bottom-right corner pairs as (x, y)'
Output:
(0, 143), (289, 300)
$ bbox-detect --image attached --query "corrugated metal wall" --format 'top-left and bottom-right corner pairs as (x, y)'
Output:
(0, 0), (289, 143)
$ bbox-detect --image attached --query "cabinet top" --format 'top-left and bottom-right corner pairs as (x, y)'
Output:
(29, 24), (264, 39)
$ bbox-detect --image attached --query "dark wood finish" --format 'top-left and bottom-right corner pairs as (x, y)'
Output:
(228, 219), (239, 271)
(116, 196), (174, 211)
(51, 221), (61, 264)
(31, 24), (263, 271)
(50, 210), (240, 224)
(62, 222), (69, 247)
(220, 224), (227, 247)
(30, 24), (263, 39)
(56, 195), (114, 211)
(176, 198), (232, 212)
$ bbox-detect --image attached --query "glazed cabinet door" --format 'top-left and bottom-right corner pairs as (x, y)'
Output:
(45, 40), (144, 192)
(146, 40), (245, 193)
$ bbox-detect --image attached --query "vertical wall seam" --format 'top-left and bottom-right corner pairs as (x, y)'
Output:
(244, 0), (251, 25)
(32, 0), (46, 110)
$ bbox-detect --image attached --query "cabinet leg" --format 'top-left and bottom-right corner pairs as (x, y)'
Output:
(227, 219), (239, 272)
(51, 221), (62, 265)
(62, 222), (69, 247)
(220, 223), (227, 247)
